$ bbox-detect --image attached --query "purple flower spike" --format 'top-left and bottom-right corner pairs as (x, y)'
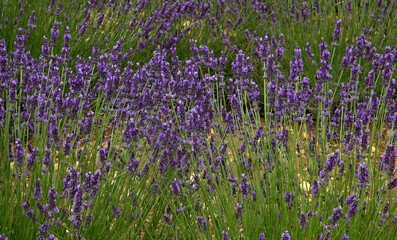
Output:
(163, 213), (172, 227)
(342, 234), (349, 240)
(305, 42), (314, 60)
(379, 202), (389, 226)
(239, 174), (251, 198)
(281, 230), (291, 240)
(380, 144), (396, 175)
(112, 205), (122, 218)
(23, 201), (38, 222)
(50, 21), (61, 47)
(41, 36), (50, 58)
(47, 188), (59, 216)
(235, 203), (243, 219)
(329, 207), (344, 229)
(14, 139), (25, 168)
(284, 192), (295, 208)
(289, 47), (303, 86)
(33, 178), (42, 200)
(299, 212), (308, 228)
(356, 162), (370, 187)
(85, 213), (93, 228)
(332, 20), (342, 43)
(345, 194), (359, 218)
(197, 216), (207, 233)
(170, 178), (181, 197)
(42, 147), (52, 173)
(222, 231), (231, 240)
(37, 221), (49, 237)
(26, 147), (38, 174)
(387, 177), (397, 190)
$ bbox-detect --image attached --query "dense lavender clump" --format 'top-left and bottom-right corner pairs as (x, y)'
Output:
(0, 0), (397, 239)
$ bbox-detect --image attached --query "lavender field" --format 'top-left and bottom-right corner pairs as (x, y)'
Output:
(1, 0), (397, 239)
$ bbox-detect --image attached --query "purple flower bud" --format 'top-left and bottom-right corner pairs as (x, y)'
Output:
(78, 17), (89, 36)
(170, 178), (181, 197)
(305, 42), (314, 60)
(346, 0), (352, 14)
(329, 207), (343, 228)
(345, 194), (359, 218)
(40, 36), (50, 59)
(50, 21), (61, 47)
(356, 162), (370, 187)
(380, 144), (396, 175)
(85, 213), (93, 228)
(251, 191), (257, 202)
(312, 179), (320, 198)
(222, 231), (231, 240)
(37, 221), (49, 237)
(14, 139), (25, 168)
(176, 204), (185, 214)
(387, 177), (397, 190)
(332, 20), (342, 42)
(23, 201), (38, 222)
(281, 230), (291, 240)
(33, 178), (42, 200)
(299, 212), (308, 228)
(342, 233), (349, 240)
(379, 202), (389, 226)
(197, 216), (207, 233)
(284, 192), (295, 208)
(239, 174), (251, 198)
(289, 47), (303, 84)
(41, 146), (52, 173)
(26, 147), (38, 173)
(163, 213), (172, 227)
(235, 202), (243, 219)
(195, 198), (201, 212)
(112, 205), (122, 218)
(47, 188), (59, 216)
(28, 10), (36, 29)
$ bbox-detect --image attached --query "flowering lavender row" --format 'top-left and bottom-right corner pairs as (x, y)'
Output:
(1, 0), (397, 239)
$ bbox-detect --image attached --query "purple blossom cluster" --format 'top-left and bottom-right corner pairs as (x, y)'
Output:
(1, 0), (397, 239)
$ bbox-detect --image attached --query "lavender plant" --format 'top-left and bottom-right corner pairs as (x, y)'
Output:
(0, 0), (397, 239)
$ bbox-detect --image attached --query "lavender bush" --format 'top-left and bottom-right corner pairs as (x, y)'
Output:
(0, 0), (397, 239)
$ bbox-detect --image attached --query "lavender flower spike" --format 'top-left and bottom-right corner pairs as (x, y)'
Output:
(33, 178), (42, 200)
(281, 230), (291, 240)
(332, 20), (342, 43)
